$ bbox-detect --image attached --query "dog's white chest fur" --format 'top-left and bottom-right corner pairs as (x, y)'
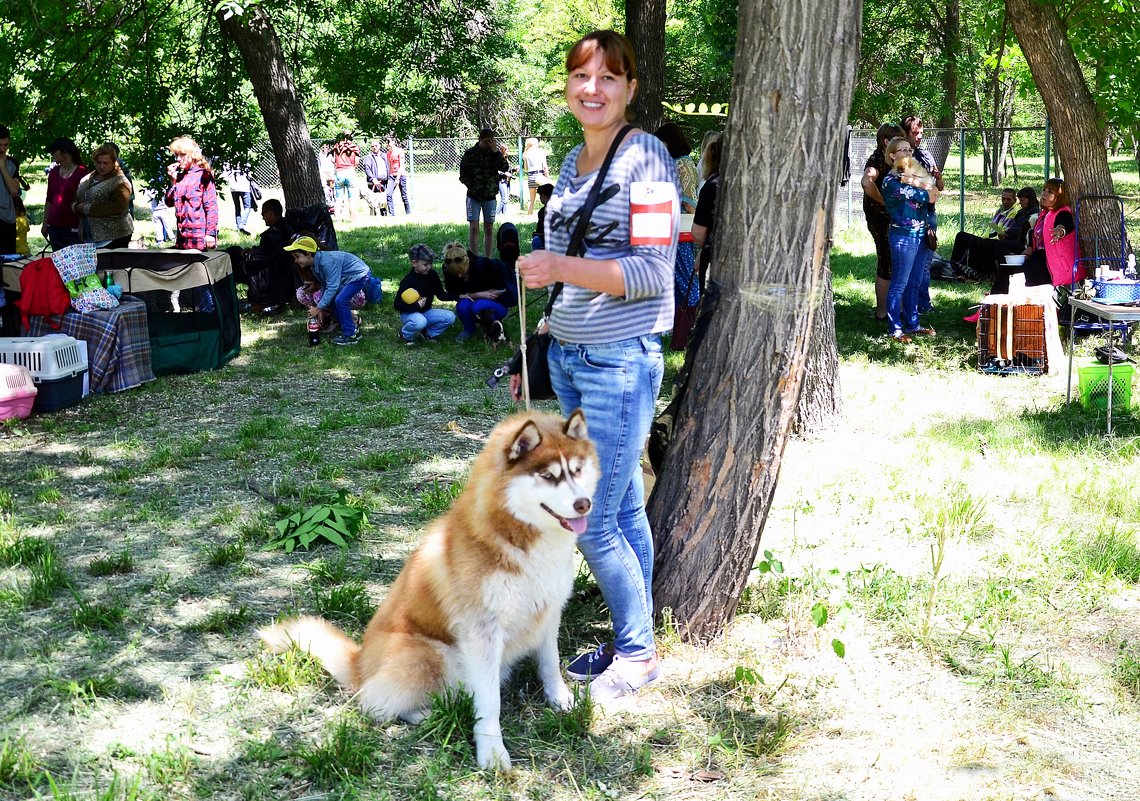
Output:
(482, 534), (577, 625)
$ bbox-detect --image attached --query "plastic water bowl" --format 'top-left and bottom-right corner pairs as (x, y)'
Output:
(1003, 254), (1026, 266)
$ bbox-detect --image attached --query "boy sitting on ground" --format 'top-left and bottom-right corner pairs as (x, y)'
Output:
(393, 243), (456, 345)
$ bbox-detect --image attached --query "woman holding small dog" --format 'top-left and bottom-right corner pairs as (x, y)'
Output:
(882, 137), (940, 342)
(514, 30), (678, 706)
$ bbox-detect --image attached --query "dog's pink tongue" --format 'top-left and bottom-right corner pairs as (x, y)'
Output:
(564, 516), (589, 535)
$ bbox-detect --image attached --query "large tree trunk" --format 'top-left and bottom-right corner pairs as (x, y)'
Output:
(937, 0), (961, 128)
(794, 271), (842, 435)
(625, 0), (666, 133)
(1005, 0), (1120, 247)
(217, 5), (325, 209)
(648, 0), (861, 644)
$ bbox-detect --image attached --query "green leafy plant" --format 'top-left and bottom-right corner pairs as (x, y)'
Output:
(756, 549), (784, 575)
(266, 492), (366, 553)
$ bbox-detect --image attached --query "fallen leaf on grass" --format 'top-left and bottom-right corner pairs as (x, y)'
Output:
(694, 770), (725, 782)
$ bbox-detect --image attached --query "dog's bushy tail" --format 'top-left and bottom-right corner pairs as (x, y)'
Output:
(259, 616), (360, 690)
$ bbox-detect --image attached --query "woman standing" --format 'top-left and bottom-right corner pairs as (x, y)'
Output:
(882, 137), (940, 342)
(861, 124), (902, 322)
(515, 30), (677, 706)
(654, 122), (698, 213)
(690, 135), (722, 297)
(522, 137), (549, 214)
(496, 143), (514, 216)
(165, 136), (219, 251)
(41, 137), (88, 250)
(72, 144), (134, 248)
(222, 161), (253, 234)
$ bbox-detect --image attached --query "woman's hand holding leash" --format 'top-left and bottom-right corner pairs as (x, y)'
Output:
(518, 251), (560, 289)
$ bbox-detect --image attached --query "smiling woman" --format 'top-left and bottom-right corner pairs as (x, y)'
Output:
(514, 29), (680, 709)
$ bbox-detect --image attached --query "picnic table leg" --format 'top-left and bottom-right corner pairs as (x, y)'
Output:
(1065, 302), (1076, 408)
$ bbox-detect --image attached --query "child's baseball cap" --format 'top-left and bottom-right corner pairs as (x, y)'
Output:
(408, 243), (436, 263)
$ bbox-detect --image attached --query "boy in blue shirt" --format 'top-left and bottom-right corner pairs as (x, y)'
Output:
(284, 236), (380, 345)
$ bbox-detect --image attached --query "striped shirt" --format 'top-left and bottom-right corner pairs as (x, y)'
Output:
(546, 133), (678, 344)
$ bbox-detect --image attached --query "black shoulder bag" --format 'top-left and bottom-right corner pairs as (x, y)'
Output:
(507, 125), (633, 401)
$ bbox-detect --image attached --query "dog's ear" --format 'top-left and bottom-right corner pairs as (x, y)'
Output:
(563, 410), (589, 441)
(508, 420), (543, 462)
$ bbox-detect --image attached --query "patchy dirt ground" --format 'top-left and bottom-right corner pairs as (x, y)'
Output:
(2, 304), (1140, 800)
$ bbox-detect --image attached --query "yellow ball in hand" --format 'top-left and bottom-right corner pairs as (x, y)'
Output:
(400, 288), (421, 305)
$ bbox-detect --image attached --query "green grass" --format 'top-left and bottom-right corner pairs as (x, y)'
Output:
(297, 713), (385, 788)
(1067, 523), (1140, 582)
(182, 605), (253, 634)
(71, 595), (128, 631)
(204, 542), (246, 568)
(308, 581), (375, 631)
(1113, 641), (1140, 700)
(244, 647), (327, 691)
(88, 550), (136, 577)
(4, 209), (1140, 799)
(0, 737), (38, 788)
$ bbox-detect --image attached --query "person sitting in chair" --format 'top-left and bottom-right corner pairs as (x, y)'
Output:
(950, 187), (1039, 281)
(963, 179), (1080, 323)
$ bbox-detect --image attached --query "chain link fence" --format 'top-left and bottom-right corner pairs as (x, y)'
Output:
(837, 126), (1058, 232)
(246, 135), (581, 217)
(240, 127), (1135, 236)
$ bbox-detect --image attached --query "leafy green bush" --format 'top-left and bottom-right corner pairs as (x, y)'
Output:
(266, 492), (366, 553)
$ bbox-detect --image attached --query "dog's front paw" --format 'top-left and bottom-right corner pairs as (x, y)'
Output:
(475, 737), (512, 772)
(546, 680), (574, 712)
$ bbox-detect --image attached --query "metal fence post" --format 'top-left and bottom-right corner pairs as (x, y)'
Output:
(407, 135), (415, 211)
(959, 127), (966, 233)
(518, 136), (525, 211)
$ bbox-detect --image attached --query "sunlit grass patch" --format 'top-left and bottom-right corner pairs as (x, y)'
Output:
(182, 605), (253, 634)
(244, 647), (326, 692)
(1061, 522), (1140, 583)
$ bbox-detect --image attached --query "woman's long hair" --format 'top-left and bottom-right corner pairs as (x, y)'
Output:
(169, 136), (213, 175)
(702, 136), (723, 180)
(875, 124), (902, 155)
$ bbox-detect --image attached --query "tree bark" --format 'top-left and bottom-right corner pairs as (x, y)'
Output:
(937, 0), (961, 128)
(648, 0), (861, 644)
(217, 5), (325, 210)
(794, 270), (842, 435)
(1005, 0), (1120, 246)
(625, 0), (667, 133)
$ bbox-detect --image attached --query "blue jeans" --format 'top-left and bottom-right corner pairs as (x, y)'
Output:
(334, 170), (355, 201)
(497, 180), (510, 215)
(231, 191), (251, 229)
(916, 244), (934, 314)
(327, 275), (369, 336)
(887, 232), (923, 335)
(46, 225), (80, 251)
(549, 335), (664, 660)
(400, 308), (456, 340)
(386, 175), (410, 215)
(455, 298), (507, 334)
